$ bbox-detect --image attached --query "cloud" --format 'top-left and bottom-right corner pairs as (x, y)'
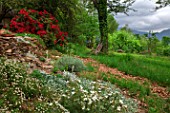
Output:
(115, 0), (170, 32)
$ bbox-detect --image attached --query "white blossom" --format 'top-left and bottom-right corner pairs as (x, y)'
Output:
(119, 100), (124, 104)
(117, 106), (121, 111)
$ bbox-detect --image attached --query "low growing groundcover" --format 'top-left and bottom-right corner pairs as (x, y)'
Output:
(0, 57), (138, 112)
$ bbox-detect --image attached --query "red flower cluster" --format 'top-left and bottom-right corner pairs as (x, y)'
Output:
(10, 8), (68, 46)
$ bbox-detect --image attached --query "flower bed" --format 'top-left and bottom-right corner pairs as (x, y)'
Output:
(38, 71), (138, 113)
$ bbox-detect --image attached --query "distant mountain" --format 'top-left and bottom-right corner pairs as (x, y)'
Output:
(132, 29), (170, 40)
(155, 29), (170, 40)
(132, 30), (147, 35)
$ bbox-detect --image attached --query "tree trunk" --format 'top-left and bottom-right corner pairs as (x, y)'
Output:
(94, 0), (108, 53)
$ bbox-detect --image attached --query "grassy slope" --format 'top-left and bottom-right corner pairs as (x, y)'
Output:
(92, 53), (170, 87)
(80, 53), (170, 113)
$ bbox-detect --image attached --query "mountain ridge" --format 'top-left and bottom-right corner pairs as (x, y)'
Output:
(132, 29), (170, 40)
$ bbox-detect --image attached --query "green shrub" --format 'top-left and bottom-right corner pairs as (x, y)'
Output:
(54, 56), (85, 72)
(109, 30), (141, 53)
(63, 43), (90, 57)
(163, 47), (170, 56)
(156, 46), (170, 56)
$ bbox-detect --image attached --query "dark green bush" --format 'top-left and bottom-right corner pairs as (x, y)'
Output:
(163, 47), (170, 56)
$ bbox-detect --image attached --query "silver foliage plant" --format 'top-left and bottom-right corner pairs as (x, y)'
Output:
(54, 56), (86, 72)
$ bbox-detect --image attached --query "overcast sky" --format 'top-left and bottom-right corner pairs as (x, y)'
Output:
(115, 0), (170, 32)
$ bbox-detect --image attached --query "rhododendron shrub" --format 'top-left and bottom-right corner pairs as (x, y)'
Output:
(10, 9), (68, 47)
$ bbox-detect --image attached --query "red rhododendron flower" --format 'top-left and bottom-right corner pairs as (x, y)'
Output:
(64, 32), (68, 36)
(29, 9), (37, 13)
(43, 10), (48, 14)
(38, 23), (44, 29)
(10, 8), (68, 47)
(54, 40), (57, 44)
(39, 11), (43, 16)
(3, 25), (7, 29)
(18, 28), (25, 32)
(58, 31), (63, 36)
(17, 22), (24, 27)
(19, 9), (29, 16)
(37, 30), (47, 36)
(11, 20), (17, 25)
(31, 27), (36, 33)
(50, 24), (59, 30)
(61, 36), (65, 41)
(49, 15), (55, 20)
(12, 16), (19, 21)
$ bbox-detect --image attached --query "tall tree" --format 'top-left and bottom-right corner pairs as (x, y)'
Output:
(120, 24), (132, 33)
(144, 31), (159, 54)
(107, 14), (119, 34)
(93, 0), (108, 53)
(92, 0), (135, 53)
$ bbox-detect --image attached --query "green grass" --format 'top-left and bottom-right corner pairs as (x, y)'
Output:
(91, 53), (170, 86)
(66, 43), (91, 57)
(100, 73), (151, 98)
(85, 63), (95, 72)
